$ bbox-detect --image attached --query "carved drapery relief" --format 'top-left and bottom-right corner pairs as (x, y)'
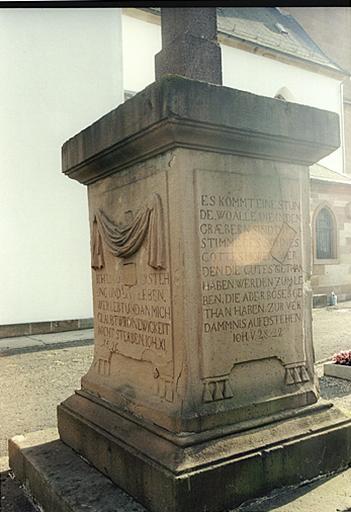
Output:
(91, 193), (166, 271)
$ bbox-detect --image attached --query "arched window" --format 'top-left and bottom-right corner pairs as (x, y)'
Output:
(315, 207), (336, 260)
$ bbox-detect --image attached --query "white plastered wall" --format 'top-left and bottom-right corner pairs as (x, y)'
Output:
(221, 45), (343, 173)
(0, 8), (124, 324)
(122, 12), (343, 173)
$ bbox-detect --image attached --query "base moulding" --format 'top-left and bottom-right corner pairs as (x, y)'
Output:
(9, 392), (351, 512)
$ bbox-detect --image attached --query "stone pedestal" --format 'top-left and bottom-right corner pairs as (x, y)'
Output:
(57, 76), (351, 512)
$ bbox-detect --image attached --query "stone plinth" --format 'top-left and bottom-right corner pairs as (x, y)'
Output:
(56, 77), (351, 511)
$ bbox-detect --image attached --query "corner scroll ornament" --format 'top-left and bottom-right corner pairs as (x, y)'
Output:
(91, 193), (166, 271)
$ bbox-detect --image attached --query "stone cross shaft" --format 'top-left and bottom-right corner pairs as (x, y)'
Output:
(155, 7), (222, 85)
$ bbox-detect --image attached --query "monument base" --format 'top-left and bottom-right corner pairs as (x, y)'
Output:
(55, 392), (351, 512)
(8, 429), (147, 512)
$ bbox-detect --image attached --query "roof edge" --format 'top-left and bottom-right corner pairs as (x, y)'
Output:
(125, 7), (347, 79)
(218, 32), (348, 80)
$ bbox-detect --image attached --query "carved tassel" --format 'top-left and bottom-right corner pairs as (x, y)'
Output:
(285, 368), (295, 385)
(213, 381), (224, 401)
(165, 382), (174, 403)
(158, 379), (166, 399)
(224, 379), (234, 399)
(293, 367), (303, 383)
(91, 217), (105, 270)
(300, 366), (310, 382)
(203, 382), (214, 402)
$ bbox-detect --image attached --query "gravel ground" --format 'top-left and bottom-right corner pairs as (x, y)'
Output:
(0, 345), (93, 458)
(0, 345), (94, 511)
(313, 303), (351, 362)
(317, 364), (351, 413)
(1, 304), (351, 511)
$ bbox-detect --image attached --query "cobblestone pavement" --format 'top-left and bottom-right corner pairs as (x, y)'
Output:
(1, 304), (351, 511)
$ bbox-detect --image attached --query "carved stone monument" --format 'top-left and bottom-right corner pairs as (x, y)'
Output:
(57, 8), (351, 512)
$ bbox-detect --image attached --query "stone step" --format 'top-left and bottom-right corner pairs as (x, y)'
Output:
(9, 418), (351, 512)
(8, 429), (145, 512)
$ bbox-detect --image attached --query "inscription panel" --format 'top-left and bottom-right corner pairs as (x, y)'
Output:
(196, 169), (306, 380)
(88, 175), (174, 401)
(94, 268), (172, 365)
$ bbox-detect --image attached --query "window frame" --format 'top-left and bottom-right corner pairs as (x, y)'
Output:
(313, 203), (338, 265)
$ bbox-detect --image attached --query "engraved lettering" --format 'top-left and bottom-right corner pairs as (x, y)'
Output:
(196, 170), (305, 379)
